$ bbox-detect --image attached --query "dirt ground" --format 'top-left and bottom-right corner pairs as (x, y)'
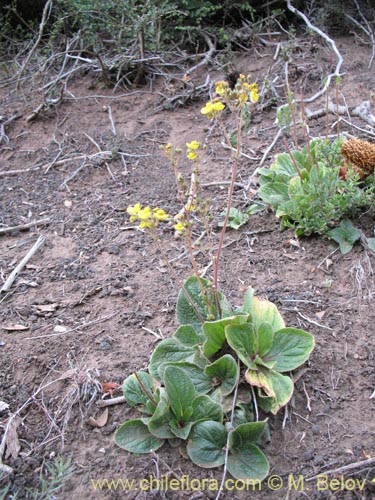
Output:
(1, 34), (375, 500)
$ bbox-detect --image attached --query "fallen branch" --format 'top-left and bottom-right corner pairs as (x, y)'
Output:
(0, 218), (50, 235)
(286, 0), (343, 103)
(306, 457), (375, 482)
(16, 0), (54, 89)
(0, 235), (45, 293)
(305, 100), (375, 127)
(96, 396), (126, 408)
(183, 32), (216, 77)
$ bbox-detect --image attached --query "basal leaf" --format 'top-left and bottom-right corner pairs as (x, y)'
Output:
(245, 368), (293, 414)
(147, 392), (175, 439)
(176, 276), (232, 329)
(115, 420), (164, 454)
(169, 420), (192, 440)
(164, 366), (196, 421)
(202, 315), (248, 358)
(204, 354), (238, 396)
(240, 289), (285, 333)
(122, 371), (159, 413)
(257, 322), (274, 357)
(227, 445), (269, 481)
(225, 324), (257, 369)
(148, 339), (197, 380)
(229, 421), (267, 450)
(191, 395), (223, 424)
(263, 328), (315, 372)
(174, 325), (205, 347)
(158, 362), (212, 395)
(187, 421), (226, 468)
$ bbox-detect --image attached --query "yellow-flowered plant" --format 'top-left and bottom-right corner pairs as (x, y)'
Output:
(117, 73), (315, 487)
(127, 203), (169, 229)
(200, 74), (258, 120)
(186, 140), (201, 161)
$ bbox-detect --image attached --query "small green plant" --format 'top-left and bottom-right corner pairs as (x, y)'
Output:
(1, 457), (74, 500)
(257, 137), (371, 236)
(115, 278), (314, 480)
(116, 75), (315, 485)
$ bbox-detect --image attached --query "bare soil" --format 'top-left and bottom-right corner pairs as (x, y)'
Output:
(1, 35), (375, 500)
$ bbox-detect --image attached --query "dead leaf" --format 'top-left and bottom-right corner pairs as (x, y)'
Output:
(53, 325), (69, 333)
(35, 303), (58, 313)
(2, 324), (29, 331)
(315, 311), (326, 320)
(101, 381), (118, 398)
(87, 408), (108, 428)
(288, 238), (300, 248)
(0, 401), (9, 413)
(4, 416), (21, 460)
(362, 449), (371, 460)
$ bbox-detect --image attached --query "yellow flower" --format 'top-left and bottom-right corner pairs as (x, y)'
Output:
(174, 222), (185, 233)
(212, 101), (225, 112)
(165, 143), (172, 153)
(250, 89), (259, 103)
(127, 203), (141, 216)
(186, 140), (200, 150)
(238, 93), (248, 104)
(139, 220), (154, 229)
(187, 151), (198, 161)
(153, 208), (169, 221)
(137, 206), (152, 220)
(215, 81), (226, 95)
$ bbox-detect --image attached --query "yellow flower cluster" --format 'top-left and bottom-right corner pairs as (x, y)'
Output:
(200, 100), (225, 120)
(186, 140), (201, 161)
(200, 74), (258, 118)
(127, 203), (169, 229)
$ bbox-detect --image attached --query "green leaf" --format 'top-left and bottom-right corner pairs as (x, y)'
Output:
(148, 339), (197, 380)
(158, 362), (212, 395)
(187, 421), (227, 468)
(327, 219), (361, 254)
(218, 207), (249, 229)
(164, 366), (196, 421)
(147, 392), (175, 439)
(227, 445), (269, 481)
(225, 324), (258, 369)
(366, 237), (375, 252)
(115, 420), (164, 454)
(245, 368), (293, 414)
(204, 355), (238, 396)
(229, 421), (267, 450)
(176, 276), (232, 329)
(169, 420), (193, 440)
(174, 325), (205, 347)
(240, 288), (285, 333)
(258, 182), (289, 208)
(264, 328), (315, 372)
(191, 395), (223, 424)
(257, 322), (274, 357)
(122, 371), (159, 413)
(202, 315), (248, 358)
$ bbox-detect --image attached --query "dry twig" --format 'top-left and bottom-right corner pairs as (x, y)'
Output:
(286, 0), (343, 103)
(0, 235), (45, 293)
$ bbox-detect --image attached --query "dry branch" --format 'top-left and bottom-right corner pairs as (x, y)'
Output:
(0, 218), (50, 235)
(0, 235), (46, 293)
(16, 0), (54, 89)
(286, 0), (343, 103)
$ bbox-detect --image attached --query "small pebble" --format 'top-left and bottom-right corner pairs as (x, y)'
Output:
(312, 424), (320, 435)
(99, 340), (112, 351)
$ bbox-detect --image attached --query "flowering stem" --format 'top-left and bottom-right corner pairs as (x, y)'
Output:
(151, 232), (206, 324)
(213, 108), (243, 316)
